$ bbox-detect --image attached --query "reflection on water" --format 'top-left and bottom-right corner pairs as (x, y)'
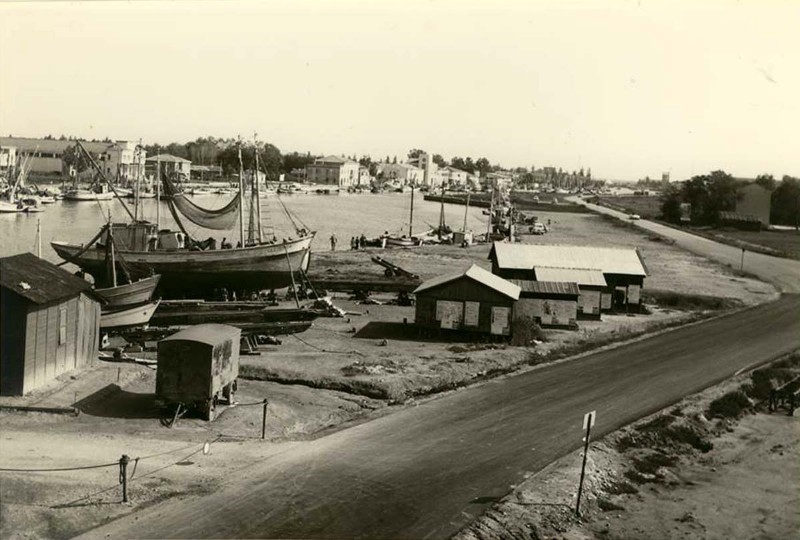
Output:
(0, 192), (489, 265)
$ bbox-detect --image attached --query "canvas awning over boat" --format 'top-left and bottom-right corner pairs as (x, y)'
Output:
(162, 175), (241, 230)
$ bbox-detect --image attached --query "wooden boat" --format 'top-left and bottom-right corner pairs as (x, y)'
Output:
(0, 200), (23, 213)
(95, 274), (161, 307)
(100, 299), (160, 329)
(384, 236), (421, 248)
(52, 140), (315, 299)
(63, 187), (115, 201)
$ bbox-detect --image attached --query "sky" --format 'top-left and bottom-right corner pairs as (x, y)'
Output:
(1, 0), (798, 181)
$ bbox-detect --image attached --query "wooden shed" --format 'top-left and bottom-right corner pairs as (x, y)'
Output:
(533, 266), (606, 320)
(413, 264), (521, 337)
(510, 280), (580, 328)
(1, 253), (102, 396)
(489, 242), (647, 313)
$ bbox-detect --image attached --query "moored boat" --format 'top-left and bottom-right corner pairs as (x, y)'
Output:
(63, 186), (115, 201)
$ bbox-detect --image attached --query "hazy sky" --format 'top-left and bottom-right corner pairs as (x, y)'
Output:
(1, 0), (797, 181)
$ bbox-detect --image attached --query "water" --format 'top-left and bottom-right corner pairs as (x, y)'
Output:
(0, 192), (490, 265)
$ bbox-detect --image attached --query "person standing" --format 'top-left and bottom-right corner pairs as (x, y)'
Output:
(330, 232), (338, 251)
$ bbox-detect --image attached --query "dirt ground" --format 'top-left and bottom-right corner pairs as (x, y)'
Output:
(455, 355), (800, 540)
(0, 209), (780, 539)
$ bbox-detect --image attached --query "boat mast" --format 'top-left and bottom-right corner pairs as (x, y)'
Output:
(254, 133), (263, 243)
(134, 140), (141, 221)
(36, 219), (42, 258)
(108, 214), (117, 287)
(238, 139), (245, 247)
(156, 153), (161, 230)
(487, 179), (495, 239)
(463, 191), (470, 232)
(438, 183), (445, 239)
(409, 184), (415, 238)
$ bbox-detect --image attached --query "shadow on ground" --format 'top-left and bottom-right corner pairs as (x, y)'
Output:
(354, 321), (506, 344)
(75, 384), (163, 419)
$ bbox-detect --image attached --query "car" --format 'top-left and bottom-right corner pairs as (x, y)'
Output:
(628, 214), (641, 220)
(530, 222), (547, 235)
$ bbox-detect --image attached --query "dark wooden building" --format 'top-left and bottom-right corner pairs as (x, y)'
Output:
(510, 280), (580, 328)
(1, 253), (102, 396)
(489, 242), (647, 312)
(413, 264), (521, 337)
(533, 266), (606, 319)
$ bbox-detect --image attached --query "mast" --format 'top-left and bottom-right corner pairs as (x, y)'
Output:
(238, 140), (245, 247)
(463, 191), (470, 232)
(134, 140), (141, 221)
(409, 184), (415, 238)
(254, 134), (263, 243)
(156, 154), (161, 230)
(108, 214), (117, 287)
(487, 179), (495, 239)
(36, 219), (41, 258)
(438, 183), (445, 239)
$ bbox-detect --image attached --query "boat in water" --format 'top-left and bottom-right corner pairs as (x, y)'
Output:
(63, 185), (115, 201)
(52, 140), (315, 299)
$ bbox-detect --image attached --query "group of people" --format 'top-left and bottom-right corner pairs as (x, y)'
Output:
(329, 232), (369, 251)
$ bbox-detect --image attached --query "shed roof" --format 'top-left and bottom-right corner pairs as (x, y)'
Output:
(146, 154), (191, 163)
(490, 242), (647, 277)
(0, 137), (113, 156)
(0, 253), (96, 305)
(160, 323), (241, 346)
(413, 264), (521, 300)
(534, 266), (607, 287)
(509, 280), (580, 297)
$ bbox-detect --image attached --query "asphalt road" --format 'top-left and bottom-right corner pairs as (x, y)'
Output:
(573, 198), (800, 293)
(83, 294), (800, 540)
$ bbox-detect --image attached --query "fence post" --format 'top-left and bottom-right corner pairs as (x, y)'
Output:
(119, 454), (130, 503)
(261, 399), (269, 440)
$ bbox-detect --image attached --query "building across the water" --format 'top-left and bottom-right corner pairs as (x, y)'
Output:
(146, 154), (192, 180)
(0, 253), (102, 396)
(305, 155), (361, 188)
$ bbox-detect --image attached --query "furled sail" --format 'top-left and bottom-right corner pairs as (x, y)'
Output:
(162, 175), (241, 230)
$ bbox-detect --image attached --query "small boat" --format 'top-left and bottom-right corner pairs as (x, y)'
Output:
(95, 274), (161, 308)
(0, 200), (24, 213)
(384, 236), (421, 248)
(64, 187), (115, 201)
(100, 299), (160, 329)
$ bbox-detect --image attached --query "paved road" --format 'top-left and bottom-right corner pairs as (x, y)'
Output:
(573, 198), (800, 293)
(83, 295), (800, 540)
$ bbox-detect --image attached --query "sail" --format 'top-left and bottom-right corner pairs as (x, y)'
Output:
(162, 175), (241, 230)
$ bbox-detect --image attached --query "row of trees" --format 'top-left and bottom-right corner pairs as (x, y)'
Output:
(661, 170), (800, 227)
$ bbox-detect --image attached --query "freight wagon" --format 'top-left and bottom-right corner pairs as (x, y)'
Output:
(156, 324), (241, 420)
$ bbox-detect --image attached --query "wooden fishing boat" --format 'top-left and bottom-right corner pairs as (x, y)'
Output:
(95, 274), (161, 307)
(52, 140), (315, 299)
(100, 299), (160, 329)
(63, 187), (115, 201)
(0, 200), (23, 213)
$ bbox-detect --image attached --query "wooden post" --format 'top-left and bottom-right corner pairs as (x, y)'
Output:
(261, 399), (269, 440)
(120, 454), (130, 503)
(740, 247), (745, 272)
(576, 412), (595, 517)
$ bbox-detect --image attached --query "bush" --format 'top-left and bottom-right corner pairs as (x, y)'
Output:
(510, 316), (547, 346)
(707, 390), (751, 419)
(642, 289), (742, 311)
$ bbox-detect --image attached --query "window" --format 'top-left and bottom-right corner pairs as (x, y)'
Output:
(58, 305), (67, 345)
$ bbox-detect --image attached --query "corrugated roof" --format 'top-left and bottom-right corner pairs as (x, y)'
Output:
(490, 242), (647, 277)
(509, 280), (580, 296)
(0, 253), (96, 305)
(534, 266), (607, 287)
(413, 264), (521, 300)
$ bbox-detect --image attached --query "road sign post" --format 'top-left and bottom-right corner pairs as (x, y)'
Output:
(740, 247), (746, 272)
(576, 410), (596, 517)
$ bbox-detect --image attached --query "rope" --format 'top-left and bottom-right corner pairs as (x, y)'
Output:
(0, 462), (119, 473)
(290, 333), (365, 357)
(234, 400), (269, 407)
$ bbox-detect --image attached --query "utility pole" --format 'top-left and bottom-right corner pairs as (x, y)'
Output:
(576, 410), (596, 517)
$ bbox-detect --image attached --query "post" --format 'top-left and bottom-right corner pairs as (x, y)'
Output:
(409, 184), (415, 238)
(576, 417), (593, 516)
(740, 247), (745, 272)
(463, 191), (470, 232)
(36, 219), (41, 258)
(261, 399), (269, 440)
(119, 454), (130, 502)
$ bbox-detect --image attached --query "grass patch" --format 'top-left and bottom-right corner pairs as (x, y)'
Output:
(707, 390), (751, 419)
(631, 452), (678, 475)
(617, 414), (713, 453)
(240, 364), (392, 400)
(642, 289), (743, 311)
(605, 480), (638, 495)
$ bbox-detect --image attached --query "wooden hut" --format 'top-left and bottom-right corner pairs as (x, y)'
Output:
(413, 264), (520, 337)
(1, 253), (102, 396)
(510, 280), (580, 328)
(489, 242), (647, 313)
(533, 266), (606, 319)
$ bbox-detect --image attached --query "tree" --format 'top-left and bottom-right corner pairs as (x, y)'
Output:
(680, 170), (738, 225)
(475, 157), (492, 175)
(61, 143), (98, 176)
(283, 151), (317, 173)
(755, 174), (776, 191)
(771, 176), (800, 228)
(432, 154), (447, 168)
(660, 184), (682, 224)
(392, 155), (398, 164)
(407, 149), (425, 160)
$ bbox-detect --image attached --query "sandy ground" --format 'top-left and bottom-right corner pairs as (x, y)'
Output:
(0, 208), (780, 539)
(455, 359), (800, 540)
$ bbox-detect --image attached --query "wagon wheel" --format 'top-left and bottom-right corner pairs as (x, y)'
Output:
(384, 268), (395, 277)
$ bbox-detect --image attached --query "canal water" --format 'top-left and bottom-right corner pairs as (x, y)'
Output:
(0, 192), (490, 265)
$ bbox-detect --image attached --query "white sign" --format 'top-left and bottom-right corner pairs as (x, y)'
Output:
(464, 301), (480, 327)
(582, 410), (596, 430)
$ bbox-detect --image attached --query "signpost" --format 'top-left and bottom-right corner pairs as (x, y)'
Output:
(740, 247), (746, 272)
(576, 410), (596, 516)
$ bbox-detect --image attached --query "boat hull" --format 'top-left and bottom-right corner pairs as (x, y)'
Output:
(52, 235), (315, 298)
(63, 190), (115, 201)
(100, 299), (161, 329)
(95, 275), (161, 307)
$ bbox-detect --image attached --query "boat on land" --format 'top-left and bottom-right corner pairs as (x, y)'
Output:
(96, 274), (161, 307)
(100, 299), (160, 329)
(52, 140), (315, 299)
(381, 184), (424, 248)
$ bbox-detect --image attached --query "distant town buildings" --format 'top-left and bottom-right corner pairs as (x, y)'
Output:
(0, 145), (17, 179)
(379, 162), (424, 186)
(305, 155), (361, 188)
(146, 154), (192, 180)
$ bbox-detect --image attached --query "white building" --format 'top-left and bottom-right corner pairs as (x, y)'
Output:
(99, 141), (146, 183)
(380, 163), (425, 186)
(305, 155), (361, 187)
(0, 145), (17, 178)
(146, 154), (192, 180)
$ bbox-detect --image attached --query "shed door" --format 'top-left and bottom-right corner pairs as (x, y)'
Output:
(491, 306), (511, 335)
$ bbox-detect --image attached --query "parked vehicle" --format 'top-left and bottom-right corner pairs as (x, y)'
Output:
(156, 324), (241, 420)
(530, 222), (547, 235)
(628, 213), (641, 220)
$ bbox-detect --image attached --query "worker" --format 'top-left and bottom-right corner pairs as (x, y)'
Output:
(330, 232), (338, 251)
(359, 234), (367, 250)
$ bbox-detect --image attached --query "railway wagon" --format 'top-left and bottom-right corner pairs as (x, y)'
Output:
(156, 324), (241, 420)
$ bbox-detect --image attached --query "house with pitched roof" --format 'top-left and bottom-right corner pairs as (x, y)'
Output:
(305, 155), (361, 187)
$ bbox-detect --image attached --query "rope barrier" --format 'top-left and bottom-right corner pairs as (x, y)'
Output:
(0, 462), (119, 473)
